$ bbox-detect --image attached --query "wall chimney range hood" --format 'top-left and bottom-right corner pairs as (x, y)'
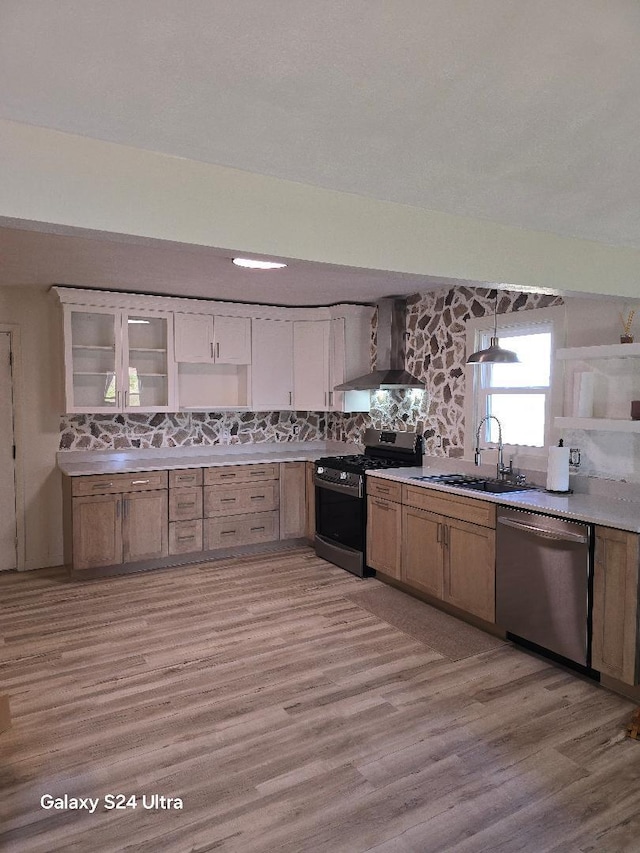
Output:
(335, 297), (425, 391)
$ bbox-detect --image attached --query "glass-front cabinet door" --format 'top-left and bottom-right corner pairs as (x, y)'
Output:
(121, 312), (174, 411)
(64, 307), (121, 413)
(63, 306), (175, 413)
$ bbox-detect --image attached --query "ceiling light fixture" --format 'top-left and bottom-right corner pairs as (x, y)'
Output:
(466, 294), (520, 364)
(232, 258), (287, 270)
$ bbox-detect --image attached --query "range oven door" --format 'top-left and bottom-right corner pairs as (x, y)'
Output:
(314, 477), (366, 577)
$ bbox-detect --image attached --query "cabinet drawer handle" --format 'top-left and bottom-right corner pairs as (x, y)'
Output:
(251, 495), (266, 500)
(131, 479), (151, 485)
(375, 486), (390, 494)
(221, 529), (236, 535)
(176, 475), (196, 482)
(92, 482), (113, 489)
(374, 500), (390, 510)
(218, 473), (236, 479)
(250, 526), (266, 532)
(177, 501), (196, 509)
(250, 471), (266, 476)
(220, 497), (236, 503)
(177, 534), (196, 541)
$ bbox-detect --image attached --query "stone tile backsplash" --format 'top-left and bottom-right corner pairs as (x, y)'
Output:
(59, 285), (563, 454)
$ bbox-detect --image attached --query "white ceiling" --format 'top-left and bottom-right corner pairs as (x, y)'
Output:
(1, 1), (638, 303)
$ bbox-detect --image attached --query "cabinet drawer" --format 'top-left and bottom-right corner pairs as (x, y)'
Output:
(204, 464), (279, 485)
(204, 511), (279, 549)
(169, 486), (203, 521)
(169, 520), (203, 555)
(72, 470), (168, 496)
(169, 468), (203, 488)
(402, 485), (496, 528)
(204, 482), (279, 517)
(368, 478), (402, 502)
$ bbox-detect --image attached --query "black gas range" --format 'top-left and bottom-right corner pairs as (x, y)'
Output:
(314, 429), (423, 577)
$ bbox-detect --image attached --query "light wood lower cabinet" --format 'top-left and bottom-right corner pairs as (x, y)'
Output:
(444, 517), (495, 623)
(305, 461), (316, 541)
(366, 496), (402, 579)
(400, 503), (495, 622)
(365, 478), (497, 624)
(122, 490), (169, 563)
(63, 459), (304, 574)
(205, 511), (279, 549)
(72, 489), (168, 570)
(592, 526), (640, 685)
(72, 493), (123, 570)
(279, 462), (306, 540)
(402, 506), (443, 598)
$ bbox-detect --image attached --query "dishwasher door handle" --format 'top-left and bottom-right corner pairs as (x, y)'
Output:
(498, 515), (588, 545)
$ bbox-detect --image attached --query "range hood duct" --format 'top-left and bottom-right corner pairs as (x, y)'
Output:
(334, 297), (425, 391)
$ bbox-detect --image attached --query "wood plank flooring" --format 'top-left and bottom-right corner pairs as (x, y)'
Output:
(1, 547), (638, 852)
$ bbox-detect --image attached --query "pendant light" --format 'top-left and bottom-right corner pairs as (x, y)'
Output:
(466, 294), (520, 364)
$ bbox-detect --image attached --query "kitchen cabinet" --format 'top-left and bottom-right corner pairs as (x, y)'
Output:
(402, 506), (443, 598)
(251, 319), (294, 409)
(293, 320), (331, 411)
(168, 469), (204, 556)
(63, 305), (175, 413)
(305, 461), (316, 541)
(122, 490), (169, 563)
(174, 313), (251, 364)
(364, 482), (496, 623)
(401, 502), (495, 622)
(279, 462), (307, 539)
(444, 517), (495, 622)
(70, 485), (168, 571)
(203, 463), (280, 551)
(367, 478), (402, 578)
(330, 317), (372, 414)
(592, 526), (640, 685)
(72, 493), (122, 570)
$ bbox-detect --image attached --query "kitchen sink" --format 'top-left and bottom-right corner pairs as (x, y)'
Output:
(411, 473), (538, 494)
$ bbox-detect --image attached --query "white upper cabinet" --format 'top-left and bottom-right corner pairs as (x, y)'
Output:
(57, 289), (373, 414)
(63, 305), (176, 413)
(64, 307), (121, 413)
(293, 320), (331, 411)
(330, 316), (371, 413)
(251, 319), (294, 410)
(174, 313), (251, 364)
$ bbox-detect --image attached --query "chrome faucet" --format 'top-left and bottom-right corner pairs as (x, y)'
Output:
(474, 415), (513, 480)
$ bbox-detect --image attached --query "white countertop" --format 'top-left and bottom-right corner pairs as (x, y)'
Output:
(57, 440), (357, 477)
(368, 467), (640, 534)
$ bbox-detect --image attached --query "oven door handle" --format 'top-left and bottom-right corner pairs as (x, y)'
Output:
(314, 475), (362, 499)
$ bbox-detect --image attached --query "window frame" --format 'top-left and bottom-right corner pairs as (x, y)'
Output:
(464, 305), (564, 466)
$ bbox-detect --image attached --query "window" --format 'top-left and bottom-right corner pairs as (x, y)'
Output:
(465, 306), (562, 457)
(477, 326), (551, 447)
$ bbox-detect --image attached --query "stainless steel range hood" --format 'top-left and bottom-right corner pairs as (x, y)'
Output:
(334, 297), (425, 391)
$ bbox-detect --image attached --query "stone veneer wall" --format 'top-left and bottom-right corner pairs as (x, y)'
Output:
(330, 285), (564, 456)
(59, 285), (563, 454)
(59, 411), (327, 450)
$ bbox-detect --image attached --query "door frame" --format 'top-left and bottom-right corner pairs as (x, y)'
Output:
(0, 324), (24, 570)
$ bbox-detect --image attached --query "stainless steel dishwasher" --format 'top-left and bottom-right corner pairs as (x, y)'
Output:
(496, 507), (593, 670)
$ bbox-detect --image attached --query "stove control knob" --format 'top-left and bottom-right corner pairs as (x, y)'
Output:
(317, 466), (324, 474)
(340, 471), (347, 480)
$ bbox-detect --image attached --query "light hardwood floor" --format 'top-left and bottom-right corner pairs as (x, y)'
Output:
(1, 547), (638, 852)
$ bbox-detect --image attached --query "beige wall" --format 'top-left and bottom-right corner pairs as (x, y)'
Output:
(2, 119), (640, 299)
(0, 286), (64, 569)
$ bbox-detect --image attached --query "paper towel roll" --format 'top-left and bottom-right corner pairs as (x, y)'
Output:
(575, 372), (594, 418)
(546, 444), (570, 492)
